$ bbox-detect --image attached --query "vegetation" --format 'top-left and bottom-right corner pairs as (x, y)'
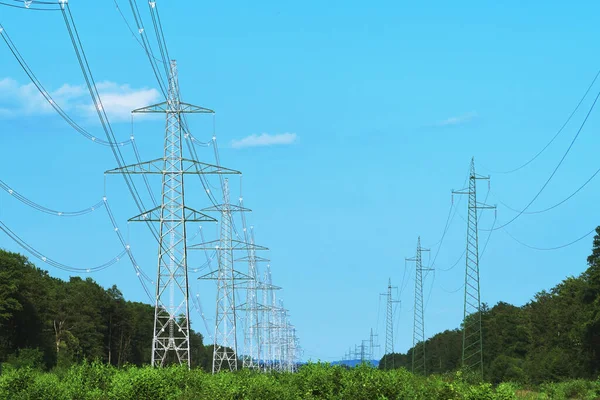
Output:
(4, 361), (599, 400)
(381, 226), (600, 385)
(2, 227), (600, 398)
(0, 250), (212, 371)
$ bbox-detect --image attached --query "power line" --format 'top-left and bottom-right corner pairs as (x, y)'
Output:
(0, 179), (104, 216)
(0, 1), (59, 11)
(481, 68), (600, 175)
(0, 25), (132, 147)
(491, 164), (600, 215)
(0, 220), (126, 273)
(503, 226), (595, 251)
(483, 89), (600, 232)
(60, 4), (161, 246)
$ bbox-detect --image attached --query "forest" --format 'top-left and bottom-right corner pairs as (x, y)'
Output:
(0, 250), (212, 371)
(380, 226), (600, 384)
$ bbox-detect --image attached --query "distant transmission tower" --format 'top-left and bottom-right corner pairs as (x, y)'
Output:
(258, 264), (280, 371)
(194, 179), (266, 373)
(239, 226), (269, 370)
(380, 278), (399, 369)
(369, 328), (380, 362)
(106, 60), (236, 367)
(406, 237), (431, 375)
(452, 157), (495, 378)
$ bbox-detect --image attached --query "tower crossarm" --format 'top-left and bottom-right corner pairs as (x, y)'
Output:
(189, 239), (268, 251)
(132, 101), (214, 114)
(197, 269), (253, 281)
(105, 158), (241, 175)
(128, 205), (217, 223)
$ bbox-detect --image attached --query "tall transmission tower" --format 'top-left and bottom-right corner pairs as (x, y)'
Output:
(406, 237), (432, 375)
(193, 179), (267, 373)
(106, 60), (238, 367)
(380, 278), (399, 369)
(452, 158), (495, 378)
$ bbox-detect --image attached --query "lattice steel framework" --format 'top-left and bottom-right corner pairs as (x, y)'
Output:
(193, 179), (266, 373)
(240, 226), (269, 370)
(213, 179), (237, 372)
(407, 237), (431, 375)
(381, 278), (399, 369)
(261, 269), (274, 371)
(453, 158), (495, 378)
(369, 328), (379, 361)
(105, 60), (239, 367)
(256, 263), (281, 371)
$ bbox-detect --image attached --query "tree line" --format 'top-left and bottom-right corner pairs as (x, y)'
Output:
(0, 250), (214, 370)
(380, 226), (600, 383)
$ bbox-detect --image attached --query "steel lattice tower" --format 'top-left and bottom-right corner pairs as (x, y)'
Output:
(106, 60), (236, 367)
(369, 328), (379, 362)
(257, 265), (280, 371)
(213, 179), (238, 372)
(238, 224), (269, 370)
(262, 269), (273, 371)
(453, 158), (495, 378)
(194, 179), (266, 373)
(407, 237), (431, 375)
(381, 278), (399, 369)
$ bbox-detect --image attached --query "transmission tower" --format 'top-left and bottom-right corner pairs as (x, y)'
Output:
(274, 299), (289, 372)
(257, 264), (281, 371)
(237, 217), (269, 369)
(194, 179), (267, 373)
(106, 60), (238, 367)
(380, 278), (399, 369)
(369, 328), (380, 362)
(452, 157), (495, 378)
(360, 340), (369, 363)
(406, 237), (431, 375)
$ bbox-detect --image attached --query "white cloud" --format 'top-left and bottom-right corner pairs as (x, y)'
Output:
(0, 77), (160, 122)
(231, 133), (297, 149)
(435, 111), (478, 127)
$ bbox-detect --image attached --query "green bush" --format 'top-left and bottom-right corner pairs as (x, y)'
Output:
(5, 349), (44, 371)
(0, 367), (36, 399)
(5, 361), (588, 400)
(27, 373), (69, 400)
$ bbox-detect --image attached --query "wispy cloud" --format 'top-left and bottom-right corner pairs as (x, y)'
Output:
(231, 133), (297, 149)
(435, 111), (478, 127)
(0, 77), (160, 122)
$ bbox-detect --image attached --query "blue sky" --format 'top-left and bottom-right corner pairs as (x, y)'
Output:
(1, 0), (600, 362)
